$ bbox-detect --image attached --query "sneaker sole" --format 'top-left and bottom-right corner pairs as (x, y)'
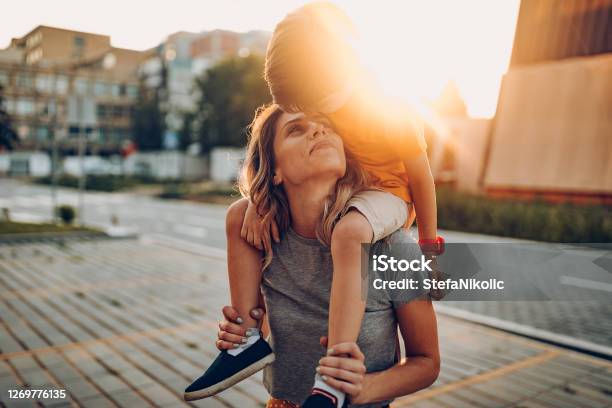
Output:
(183, 353), (275, 401)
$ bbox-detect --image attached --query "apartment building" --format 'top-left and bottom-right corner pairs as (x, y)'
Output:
(139, 29), (270, 149)
(0, 26), (143, 155)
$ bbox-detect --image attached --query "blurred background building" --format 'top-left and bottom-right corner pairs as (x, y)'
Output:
(429, 0), (611, 205)
(0, 25), (269, 178)
(0, 1), (609, 199)
(138, 29), (269, 150)
(482, 0), (611, 204)
(0, 26), (142, 157)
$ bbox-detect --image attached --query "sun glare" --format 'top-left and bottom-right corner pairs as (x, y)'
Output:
(337, 0), (520, 118)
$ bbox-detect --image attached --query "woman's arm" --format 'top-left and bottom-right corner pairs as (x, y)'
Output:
(404, 153), (437, 240)
(352, 298), (440, 404)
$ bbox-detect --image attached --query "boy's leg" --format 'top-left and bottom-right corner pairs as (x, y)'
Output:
(327, 210), (372, 347)
(304, 211), (371, 408)
(329, 191), (408, 348)
(303, 191), (407, 408)
(226, 198), (264, 330)
(184, 198), (273, 401)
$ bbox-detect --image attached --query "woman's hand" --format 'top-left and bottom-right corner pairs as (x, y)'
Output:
(316, 340), (367, 403)
(216, 306), (265, 350)
(240, 200), (280, 251)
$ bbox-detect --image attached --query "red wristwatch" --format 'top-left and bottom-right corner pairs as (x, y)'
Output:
(418, 236), (445, 255)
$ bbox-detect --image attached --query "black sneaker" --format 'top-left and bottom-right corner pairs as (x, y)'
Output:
(302, 389), (348, 408)
(184, 337), (274, 401)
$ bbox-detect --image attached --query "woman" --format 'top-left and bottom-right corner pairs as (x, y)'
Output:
(212, 104), (439, 407)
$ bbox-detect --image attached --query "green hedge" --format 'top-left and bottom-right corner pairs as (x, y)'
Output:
(0, 221), (93, 234)
(436, 187), (611, 243)
(159, 183), (192, 199)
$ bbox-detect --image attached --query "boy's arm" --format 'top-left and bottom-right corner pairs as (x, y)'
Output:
(403, 152), (437, 240)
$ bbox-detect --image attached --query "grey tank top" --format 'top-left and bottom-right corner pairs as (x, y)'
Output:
(261, 227), (422, 407)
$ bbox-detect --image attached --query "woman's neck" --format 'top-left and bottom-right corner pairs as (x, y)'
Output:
(284, 178), (336, 239)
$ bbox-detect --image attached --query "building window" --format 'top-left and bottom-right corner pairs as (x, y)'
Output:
(4, 97), (14, 113)
(99, 127), (107, 142)
(56, 75), (69, 94)
(35, 74), (51, 93)
(26, 32), (42, 48)
(126, 84), (138, 98)
(110, 83), (120, 98)
(46, 100), (57, 116)
(16, 73), (33, 90)
(16, 98), (35, 115)
(36, 126), (49, 141)
(97, 104), (107, 119)
(74, 78), (90, 95)
(26, 48), (43, 64)
(68, 125), (80, 138)
(0, 71), (8, 86)
(73, 36), (85, 57)
(112, 128), (124, 142)
(94, 81), (109, 96)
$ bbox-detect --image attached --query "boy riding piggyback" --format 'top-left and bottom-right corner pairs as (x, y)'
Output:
(263, 5), (442, 406)
(184, 3), (443, 407)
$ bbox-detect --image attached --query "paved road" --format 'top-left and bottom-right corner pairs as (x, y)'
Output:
(1, 179), (611, 355)
(0, 238), (610, 407)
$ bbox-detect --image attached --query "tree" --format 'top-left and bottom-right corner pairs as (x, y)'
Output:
(194, 54), (271, 153)
(0, 85), (18, 151)
(131, 77), (165, 151)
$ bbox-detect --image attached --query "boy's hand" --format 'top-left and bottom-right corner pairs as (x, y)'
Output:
(240, 200), (280, 251)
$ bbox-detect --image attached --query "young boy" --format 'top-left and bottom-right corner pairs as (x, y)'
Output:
(185, 3), (443, 407)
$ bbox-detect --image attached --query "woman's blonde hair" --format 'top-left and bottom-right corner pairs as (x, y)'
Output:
(238, 104), (370, 268)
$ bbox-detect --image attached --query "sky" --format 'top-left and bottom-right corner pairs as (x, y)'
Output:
(1, 0), (520, 118)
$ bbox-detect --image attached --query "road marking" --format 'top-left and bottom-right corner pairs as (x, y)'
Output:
(394, 350), (561, 405)
(560, 275), (612, 293)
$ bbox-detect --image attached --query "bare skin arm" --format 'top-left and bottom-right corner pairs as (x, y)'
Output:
(217, 299), (439, 403)
(351, 298), (440, 404)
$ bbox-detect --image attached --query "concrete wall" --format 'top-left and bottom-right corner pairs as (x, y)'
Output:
(484, 54), (612, 195)
(123, 151), (207, 180)
(63, 156), (121, 176)
(210, 147), (245, 182)
(4, 152), (51, 177)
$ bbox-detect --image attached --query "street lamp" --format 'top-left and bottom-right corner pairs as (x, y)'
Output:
(50, 95), (59, 223)
(68, 92), (92, 227)
(76, 94), (85, 226)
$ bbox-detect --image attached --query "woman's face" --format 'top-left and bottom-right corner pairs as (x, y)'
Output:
(272, 111), (346, 187)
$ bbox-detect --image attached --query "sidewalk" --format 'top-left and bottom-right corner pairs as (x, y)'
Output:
(0, 238), (610, 407)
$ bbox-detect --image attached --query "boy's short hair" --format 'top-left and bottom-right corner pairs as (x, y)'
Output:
(265, 2), (359, 112)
